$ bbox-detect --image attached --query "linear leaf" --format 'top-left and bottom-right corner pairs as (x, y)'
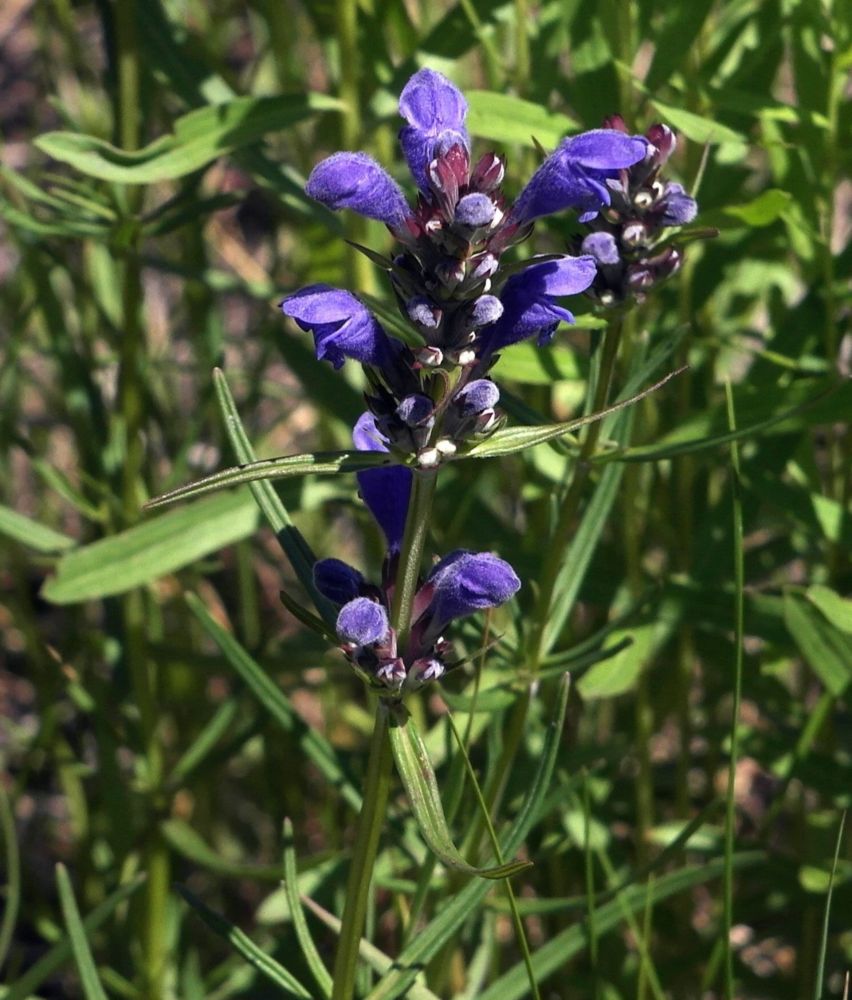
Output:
(475, 853), (765, 1000)
(0, 505), (76, 553)
(389, 708), (531, 880)
(161, 819), (283, 881)
(35, 94), (342, 184)
(175, 885), (312, 998)
(467, 368), (686, 460)
(301, 896), (442, 1000)
(3, 875), (145, 1000)
(213, 368), (337, 628)
(365, 676), (570, 1000)
(806, 584), (852, 634)
(42, 490), (259, 603)
(55, 865), (109, 1000)
(281, 819), (333, 999)
(649, 100), (746, 145)
(605, 379), (850, 463)
(143, 450), (394, 511)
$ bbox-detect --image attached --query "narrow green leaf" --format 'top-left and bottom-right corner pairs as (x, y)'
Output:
(784, 593), (852, 696)
(466, 90), (578, 147)
(175, 885), (313, 998)
(3, 876), (145, 1000)
(0, 786), (21, 972)
(281, 820), (333, 999)
(54, 864), (109, 1000)
(607, 379), (850, 463)
(213, 368), (336, 628)
(365, 676), (571, 1000)
(168, 699), (241, 787)
(389, 708), (531, 880)
(185, 593), (362, 812)
(301, 895), (442, 1000)
(161, 819), (282, 881)
(35, 94), (342, 184)
(467, 367), (686, 460)
(143, 450), (394, 511)
(0, 505), (76, 553)
(475, 853), (765, 1000)
(806, 584), (852, 634)
(814, 811), (846, 1000)
(42, 490), (259, 603)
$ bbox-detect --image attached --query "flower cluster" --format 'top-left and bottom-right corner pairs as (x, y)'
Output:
(279, 68), (696, 694)
(314, 415), (519, 695)
(282, 68), (648, 472)
(577, 117), (698, 305)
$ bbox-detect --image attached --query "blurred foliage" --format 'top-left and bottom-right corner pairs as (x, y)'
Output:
(0, 0), (850, 997)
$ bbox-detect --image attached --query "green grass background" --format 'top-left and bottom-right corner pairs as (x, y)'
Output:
(0, 0), (850, 997)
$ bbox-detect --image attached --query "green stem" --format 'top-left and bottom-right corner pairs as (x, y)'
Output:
(722, 382), (744, 999)
(330, 702), (393, 1000)
(113, 7), (168, 995)
(332, 467), (437, 999)
(390, 470), (438, 649)
(529, 316), (624, 670)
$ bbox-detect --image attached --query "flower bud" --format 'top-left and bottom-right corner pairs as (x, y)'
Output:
(470, 152), (505, 192)
(455, 192), (496, 227)
(407, 296), (442, 328)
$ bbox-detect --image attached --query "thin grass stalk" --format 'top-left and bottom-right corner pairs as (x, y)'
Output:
(722, 382), (744, 999)
(445, 710), (541, 1000)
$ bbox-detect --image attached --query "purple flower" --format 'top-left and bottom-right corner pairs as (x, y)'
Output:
(306, 152), (410, 228)
(424, 550), (520, 631)
(660, 182), (697, 226)
(337, 597), (390, 645)
(353, 412), (412, 552)
(314, 558), (365, 605)
(483, 255), (597, 351)
(399, 68), (469, 193)
(281, 285), (397, 370)
(512, 130), (648, 225)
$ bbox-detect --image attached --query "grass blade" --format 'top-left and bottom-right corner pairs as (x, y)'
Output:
(3, 875), (145, 1000)
(212, 367), (337, 627)
(722, 381), (745, 999)
(54, 864), (110, 1000)
(365, 676), (571, 1000)
(814, 810), (847, 999)
(282, 819), (333, 1000)
(175, 884), (312, 998)
(0, 786), (21, 974)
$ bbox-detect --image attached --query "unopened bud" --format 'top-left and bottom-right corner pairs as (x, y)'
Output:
(622, 221), (650, 248)
(414, 346), (444, 367)
(418, 448), (441, 469)
(470, 152), (505, 192)
(435, 438), (457, 456)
